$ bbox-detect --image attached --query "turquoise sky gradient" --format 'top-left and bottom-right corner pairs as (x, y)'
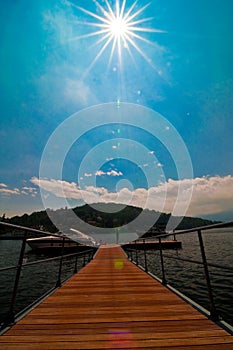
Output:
(0, 0), (233, 221)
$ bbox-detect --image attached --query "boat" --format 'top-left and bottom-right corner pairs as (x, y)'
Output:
(26, 235), (84, 251)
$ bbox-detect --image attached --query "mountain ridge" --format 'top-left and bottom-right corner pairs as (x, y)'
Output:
(1, 203), (220, 235)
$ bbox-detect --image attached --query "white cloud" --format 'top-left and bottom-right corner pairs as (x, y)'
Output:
(107, 170), (123, 176)
(30, 175), (233, 218)
(84, 173), (92, 177)
(22, 186), (37, 193)
(187, 175), (233, 216)
(0, 183), (38, 197)
(95, 170), (105, 176)
(96, 170), (123, 177)
(3, 175), (233, 219)
(0, 188), (20, 195)
(64, 79), (93, 107)
(31, 177), (82, 199)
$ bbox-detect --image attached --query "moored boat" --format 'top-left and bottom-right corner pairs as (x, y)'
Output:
(26, 235), (82, 251)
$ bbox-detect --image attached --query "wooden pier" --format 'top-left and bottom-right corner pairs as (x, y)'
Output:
(123, 240), (182, 250)
(0, 245), (233, 349)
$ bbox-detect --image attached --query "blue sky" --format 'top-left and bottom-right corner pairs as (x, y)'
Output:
(0, 0), (233, 223)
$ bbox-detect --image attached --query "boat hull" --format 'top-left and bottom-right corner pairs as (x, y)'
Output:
(27, 236), (82, 251)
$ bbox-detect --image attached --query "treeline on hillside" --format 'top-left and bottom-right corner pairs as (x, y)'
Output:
(0, 203), (218, 235)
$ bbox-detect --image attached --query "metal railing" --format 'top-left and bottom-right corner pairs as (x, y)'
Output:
(0, 222), (96, 331)
(123, 221), (233, 326)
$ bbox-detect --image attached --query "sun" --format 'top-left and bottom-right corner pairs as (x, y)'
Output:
(110, 17), (127, 38)
(68, 0), (165, 75)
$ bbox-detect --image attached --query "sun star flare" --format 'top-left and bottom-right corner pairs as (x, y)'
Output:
(69, 0), (165, 75)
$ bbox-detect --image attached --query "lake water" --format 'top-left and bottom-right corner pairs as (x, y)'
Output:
(0, 239), (87, 326)
(0, 228), (233, 328)
(135, 228), (233, 326)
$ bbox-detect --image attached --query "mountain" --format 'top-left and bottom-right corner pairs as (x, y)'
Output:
(1, 203), (219, 235)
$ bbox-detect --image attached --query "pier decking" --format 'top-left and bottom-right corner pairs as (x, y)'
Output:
(123, 240), (182, 250)
(0, 245), (233, 349)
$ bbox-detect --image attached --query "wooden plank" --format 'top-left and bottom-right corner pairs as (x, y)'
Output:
(0, 245), (233, 350)
(0, 337), (233, 350)
(1, 328), (229, 342)
(8, 319), (221, 334)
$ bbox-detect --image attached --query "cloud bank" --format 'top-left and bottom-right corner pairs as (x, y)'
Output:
(30, 175), (233, 217)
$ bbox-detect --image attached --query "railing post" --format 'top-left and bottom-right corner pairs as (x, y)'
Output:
(88, 250), (91, 262)
(159, 237), (167, 285)
(74, 253), (78, 274)
(127, 249), (132, 261)
(135, 241), (138, 265)
(143, 239), (148, 272)
(3, 231), (28, 327)
(88, 249), (93, 262)
(197, 230), (219, 321)
(130, 249), (133, 262)
(83, 253), (86, 266)
(56, 236), (65, 288)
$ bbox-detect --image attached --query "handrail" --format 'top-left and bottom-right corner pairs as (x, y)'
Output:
(0, 221), (61, 237)
(129, 220), (233, 243)
(125, 248), (233, 272)
(146, 220), (233, 240)
(124, 220), (233, 325)
(0, 222), (96, 331)
(0, 248), (94, 273)
(161, 252), (233, 272)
